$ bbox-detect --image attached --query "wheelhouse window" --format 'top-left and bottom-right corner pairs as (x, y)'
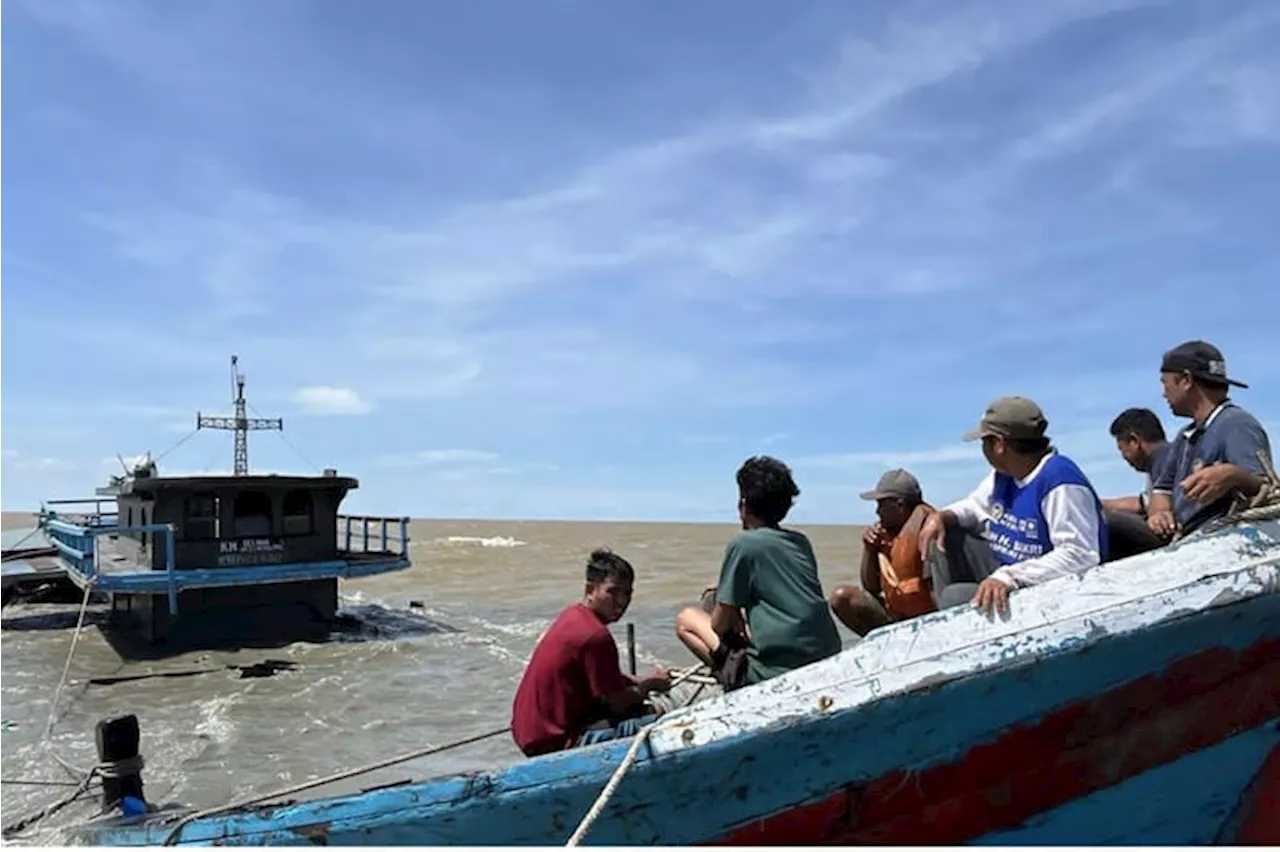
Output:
(184, 493), (220, 540)
(232, 491), (273, 538)
(282, 490), (314, 536)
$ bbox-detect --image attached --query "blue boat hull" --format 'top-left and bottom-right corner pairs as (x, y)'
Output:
(77, 520), (1280, 846)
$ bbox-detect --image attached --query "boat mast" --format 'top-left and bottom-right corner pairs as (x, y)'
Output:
(195, 355), (283, 475)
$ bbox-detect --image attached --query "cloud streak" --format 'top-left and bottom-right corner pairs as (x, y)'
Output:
(3, 0), (1277, 520)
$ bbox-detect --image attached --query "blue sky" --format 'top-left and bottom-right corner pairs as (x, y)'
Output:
(3, 0), (1278, 524)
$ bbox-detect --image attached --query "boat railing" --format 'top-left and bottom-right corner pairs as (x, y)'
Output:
(41, 497), (120, 530)
(42, 514), (180, 611)
(338, 514), (411, 558)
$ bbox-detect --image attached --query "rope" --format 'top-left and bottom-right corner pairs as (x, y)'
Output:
(1183, 450), (1280, 540)
(0, 772), (86, 788)
(565, 723), (657, 846)
(43, 581), (96, 779)
(153, 429), (200, 464)
(248, 402), (323, 473)
(1, 767), (100, 838)
(160, 726), (511, 845)
(563, 664), (708, 847)
(98, 755), (145, 779)
(155, 663), (708, 845)
(1, 525), (52, 560)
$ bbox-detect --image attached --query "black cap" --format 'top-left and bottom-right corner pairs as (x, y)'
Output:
(1160, 340), (1248, 389)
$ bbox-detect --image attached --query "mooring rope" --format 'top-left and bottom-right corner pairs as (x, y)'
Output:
(43, 581), (97, 779)
(565, 723), (657, 847)
(2, 766), (100, 838)
(161, 663), (710, 846)
(1182, 450), (1280, 540)
(564, 662), (711, 847)
(160, 726), (513, 845)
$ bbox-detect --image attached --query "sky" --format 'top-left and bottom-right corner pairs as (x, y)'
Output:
(2, 0), (1278, 525)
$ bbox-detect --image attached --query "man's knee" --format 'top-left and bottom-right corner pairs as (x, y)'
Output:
(676, 605), (702, 626)
(830, 585), (891, 635)
(829, 584), (856, 605)
(675, 606), (708, 639)
(936, 582), (979, 610)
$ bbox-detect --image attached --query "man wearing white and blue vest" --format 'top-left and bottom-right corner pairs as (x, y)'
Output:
(918, 396), (1108, 616)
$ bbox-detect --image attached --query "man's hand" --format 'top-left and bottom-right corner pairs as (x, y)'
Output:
(1147, 509), (1179, 538)
(972, 577), (1011, 617)
(918, 513), (947, 560)
(862, 523), (888, 552)
(641, 665), (673, 693)
(1180, 464), (1239, 505)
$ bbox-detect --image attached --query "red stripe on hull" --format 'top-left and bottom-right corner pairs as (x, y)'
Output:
(1234, 743), (1280, 844)
(714, 635), (1280, 845)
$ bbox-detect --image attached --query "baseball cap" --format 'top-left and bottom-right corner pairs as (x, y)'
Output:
(858, 468), (922, 502)
(1160, 340), (1248, 389)
(962, 396), (1048, 442)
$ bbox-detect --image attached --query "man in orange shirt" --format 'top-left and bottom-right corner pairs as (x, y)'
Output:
(829, 469), (938, 636)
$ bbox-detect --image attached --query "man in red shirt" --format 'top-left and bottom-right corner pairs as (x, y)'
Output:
(511, 548), (673, 757)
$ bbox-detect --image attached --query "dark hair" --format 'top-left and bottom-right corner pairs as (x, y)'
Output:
(1004, 436), (1052, 455)
(1109, 408), (1166, 443)
(585, 548), (634, 586)
(736, 455), (800, 525)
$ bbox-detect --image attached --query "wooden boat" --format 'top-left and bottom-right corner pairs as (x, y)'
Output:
(75, 506), (1280, 846)
(28, 357), (414, 655)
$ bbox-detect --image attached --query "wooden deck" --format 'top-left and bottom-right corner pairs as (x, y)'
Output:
(1, 525), (67, 596)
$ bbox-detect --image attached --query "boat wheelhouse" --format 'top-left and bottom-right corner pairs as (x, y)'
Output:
(33, 357), (413, 653)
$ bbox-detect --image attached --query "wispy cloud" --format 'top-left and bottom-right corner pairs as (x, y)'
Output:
(291, 386), (374, 416)
(3, 0), (1277, 520)
(379, 449), (501, 466)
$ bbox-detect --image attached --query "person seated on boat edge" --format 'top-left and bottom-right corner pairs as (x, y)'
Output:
(1099, 407), (1173, 561)
(917, 396), (1108, 617)
(828, 468), (937, 636)
(675, 455), (843, 691)
(510, 548), (673, 758)
(1146, 340), (1273, 541)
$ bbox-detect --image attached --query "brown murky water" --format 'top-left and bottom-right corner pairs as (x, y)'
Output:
(0, 516), (864, 844)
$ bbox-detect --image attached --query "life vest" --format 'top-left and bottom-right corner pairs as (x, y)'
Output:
(877, 503), (938, 620)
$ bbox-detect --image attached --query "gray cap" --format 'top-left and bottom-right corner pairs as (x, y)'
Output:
(859, 468), (923, 502)
(962, 396), (1048, 442)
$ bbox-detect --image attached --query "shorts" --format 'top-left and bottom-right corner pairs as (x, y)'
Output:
(575, 712), (661, 748)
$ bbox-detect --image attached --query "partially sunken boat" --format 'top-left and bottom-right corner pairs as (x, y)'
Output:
(74, 504), (1279, 845)
(33, 357), (412, 654)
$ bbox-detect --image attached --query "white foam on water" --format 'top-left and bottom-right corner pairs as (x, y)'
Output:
(436, 535), (527, 548)
(192, 694), (239, 745)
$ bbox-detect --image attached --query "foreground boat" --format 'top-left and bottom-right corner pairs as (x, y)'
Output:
(74, 507), (1279, 846)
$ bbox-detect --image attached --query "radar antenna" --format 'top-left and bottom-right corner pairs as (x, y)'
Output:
(195, 355), (283, 475)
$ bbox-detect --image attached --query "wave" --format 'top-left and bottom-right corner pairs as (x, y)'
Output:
(435, 535), (527, 548)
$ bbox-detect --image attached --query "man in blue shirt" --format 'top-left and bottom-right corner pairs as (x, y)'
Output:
(1147, 340), (1273, 537)
(918, 396), (1108, 617)
(1101, 407), (1172, 560)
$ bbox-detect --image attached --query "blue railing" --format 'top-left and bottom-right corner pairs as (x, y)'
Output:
(42, 516), (179, 613)
(42, 497), (120, 529)
(338, 515), (411, 557)
(37, 501), (411, 616)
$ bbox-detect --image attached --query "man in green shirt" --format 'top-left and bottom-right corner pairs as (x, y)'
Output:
(675, 455), (843, 690)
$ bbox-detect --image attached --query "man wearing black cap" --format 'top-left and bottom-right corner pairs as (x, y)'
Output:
(829, 469), (938, 636)
(1147, 340), (1272, 537)
(918, 396), (1108, 616)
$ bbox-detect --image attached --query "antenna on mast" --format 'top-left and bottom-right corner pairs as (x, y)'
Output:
(195, 355), (283, 475)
